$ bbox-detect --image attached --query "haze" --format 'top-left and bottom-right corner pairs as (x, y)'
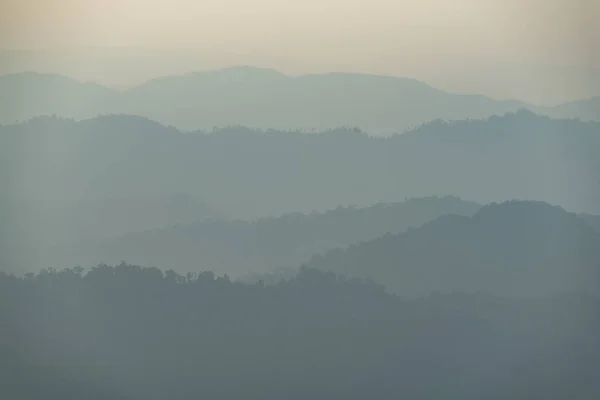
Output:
(2, 0), (599, 104)
(3, 1), (600, 398)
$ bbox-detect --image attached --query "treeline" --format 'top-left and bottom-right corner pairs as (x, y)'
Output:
(1, 264), (599, 399)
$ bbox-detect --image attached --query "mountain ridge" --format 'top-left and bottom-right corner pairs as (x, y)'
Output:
(1, 66), (596, 132)
(46, 196), (481, 277)
(306, 200), (600, 297)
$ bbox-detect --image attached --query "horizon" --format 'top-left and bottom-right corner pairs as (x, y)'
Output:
(2, 0), (599, 105)
(2, 63), (599, 106)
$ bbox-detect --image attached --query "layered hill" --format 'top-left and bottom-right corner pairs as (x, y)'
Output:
(47, 196), (480, 277)
(2, 111), (599, 216)
(4, 67), (599, 132)
(307, 201), (600, 296)
(3, 111), (600, 274)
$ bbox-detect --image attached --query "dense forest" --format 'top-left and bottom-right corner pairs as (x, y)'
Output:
(2, 198), (599, 398)
(2, 264), (598, 400)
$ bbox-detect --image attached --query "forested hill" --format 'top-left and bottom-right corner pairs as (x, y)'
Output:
(2, 110), (599, 217)
(1, 265), (598, 399)
(3, 111), (600, 274)
(47, 196), (480, 277)
(307, 200), (600, 297)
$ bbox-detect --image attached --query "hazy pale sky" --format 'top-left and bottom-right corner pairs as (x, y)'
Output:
(1, 0), (599, 103)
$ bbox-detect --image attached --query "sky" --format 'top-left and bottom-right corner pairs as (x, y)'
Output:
(1, 0), (599, 104)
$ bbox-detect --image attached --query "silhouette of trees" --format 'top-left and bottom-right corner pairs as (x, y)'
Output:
(1, 263), (598, 399)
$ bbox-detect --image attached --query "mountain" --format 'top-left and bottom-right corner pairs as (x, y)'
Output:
(306, 201), (600, 297)
(389, 110), (600, 214)
(47, 196), (481, 277)
(3, 112), (600, 274)
(2, 67), (599, 132)
(542, 96), (600, 121)
(0, 192), (222, 274)
(119, 67), (527, 132)
(0, 72), (117, 124)
(3, 265), (599, 399)
(2, 111), (599, 217)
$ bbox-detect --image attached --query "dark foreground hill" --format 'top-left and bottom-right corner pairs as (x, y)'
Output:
(1, 265), (598, 400)
(48, 196), (480, 276)
(307, 201), (600, 297)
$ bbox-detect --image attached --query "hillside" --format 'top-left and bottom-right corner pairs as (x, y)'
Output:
(542, 96), (600, 121)
(0, 192), (222, 274)
(2, 111), (599, 216)
(4, 67), (599, 132)
(3, 67), (598, 132)
(2, 265), (598, 399)
(0, 72), (117, 124)
(306, 201), (600, 297)
(3, 111), (600, 274)
(119, 67), (527, 132)
(0, 67), (544, 132)
(47, 196), (480, 277)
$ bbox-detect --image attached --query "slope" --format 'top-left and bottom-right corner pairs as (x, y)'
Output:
(307, 201), (600, 297)
(47, 196), (480, 277)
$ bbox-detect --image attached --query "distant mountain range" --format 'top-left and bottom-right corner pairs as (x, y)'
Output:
(47, 196), (481, 276)
(545, 96), (600, 122)
(1, 67), (598, 132)
(2, 110), (599, 218)
(45, 198), (600, 295)
(307, 201), (600, 297)
(0, 193), (222, 274)
(2, 111), (599, 274)
(0, 72), (116, 124)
